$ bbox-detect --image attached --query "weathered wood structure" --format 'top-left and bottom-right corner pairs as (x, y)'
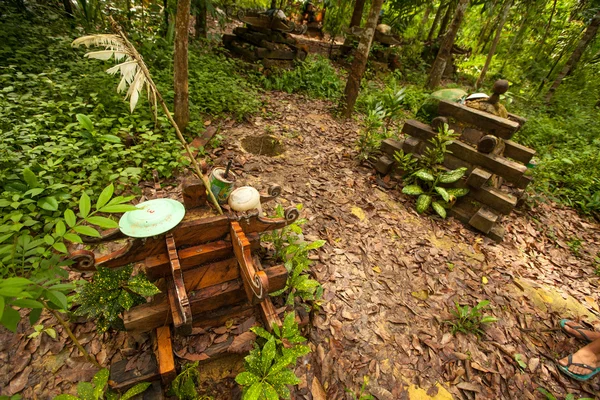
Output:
(340, 25), (402, 71)
(222, 14), (308, 68)
(375, 81), (535, 241)
(69, 180), (300, 389)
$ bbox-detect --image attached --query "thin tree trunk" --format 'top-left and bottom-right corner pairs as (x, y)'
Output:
(539, 0), (558, 52)
(500, 6), (529, 73)
(427, 1), (446, 41)
(270, 0), (277, 9)
(476, 0), (512, 89)
(342, 0), (384, 118)
(475, 0), (499, 52)
(417, 3), (433, 40)
(126, 0), (132, 23)
(62, 0), (74, 18)
(343, 0), (367, 46)
(163, 0), (169, 37)
(545, 9), (600, 102)
(427, 0), (469, 89)
(174, 0), (191, 131)
(437, 0), (456, 38)
(195, 0), (207, 38)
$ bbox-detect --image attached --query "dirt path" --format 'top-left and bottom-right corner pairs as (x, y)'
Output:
(218, 91), (600, 399)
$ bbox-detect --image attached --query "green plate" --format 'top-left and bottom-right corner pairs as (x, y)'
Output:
(119, 198), (186, 238)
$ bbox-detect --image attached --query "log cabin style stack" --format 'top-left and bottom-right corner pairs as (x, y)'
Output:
(375, 80), (536, 242)
(222, 15), (308, 69)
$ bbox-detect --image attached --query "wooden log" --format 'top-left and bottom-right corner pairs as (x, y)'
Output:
(375, 155), (394, 174)
(224, 40), (259, 61)
(507, 113), (527, 127)
(466, 168), (492, 188)
(155, 326), (176, 384)
(468, 206), (499, 234)
(124, 266), (288, 333)
(231, 221), (269, 304)
(468, 185), (517, 215)
(515, 173), (533, 190)
(477, 135), (499, 154)
(144, 233), (260, 281)
(403, 136), (424, 154)
(109, 352), (160, 390)
(401, 119), (435, 141)
(503, 140), (536, 164)
(256, 48), (297, 60)
(431, 116), (448, 132)
(438, 100), (520, 139)
(380, 138), (404, 157)
(182, 179), (207, 210)
(487, 224), (504, 242)
(166, 234), (192, 335)
(442, 154), (472, 172)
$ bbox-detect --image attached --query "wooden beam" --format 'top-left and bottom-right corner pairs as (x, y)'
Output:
(375, 155), (394, 174)
(401, 119), (435, 141)
(438, 100), (520, 139)
(381, 138), (404, 158)
(109, 353), (160, 391)
(155, 326), (176, 384)
(468, 185), (517, 215)
(258, 297), (282, 332)
(166, 234), (192, 336)
(503, 140), (536, 164)
(182, 178), (207, 209)
(466, 168), (492, 188)
(231, 221), (269, 304)
(468, 206), (499, 234)
(403, 136), (423, 154)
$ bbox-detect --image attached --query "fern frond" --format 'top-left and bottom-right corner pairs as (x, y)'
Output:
(72, 34), (123, 48)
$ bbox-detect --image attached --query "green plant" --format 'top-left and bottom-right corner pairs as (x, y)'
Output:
(235, 312), (310, 400)
(566, 237), (583, 256)
(169, 362), (202, 400)
(447, 300), (498, 336)
(537, 387), (594, 400)
(356, 104), (387, 162)
(73, 265), (160, 333)
(53, 368), (151, 400)
(27, 323), (57, 339)
(345, 376), (375, 400)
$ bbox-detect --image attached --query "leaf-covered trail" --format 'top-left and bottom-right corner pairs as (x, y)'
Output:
(220, 91), (600, 399)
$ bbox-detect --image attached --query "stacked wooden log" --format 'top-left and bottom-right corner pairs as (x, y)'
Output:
(375, 88), (535, 242)
(222, 21), (307, 68)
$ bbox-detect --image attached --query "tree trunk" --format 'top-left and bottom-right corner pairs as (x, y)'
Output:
(163, 0), (169, 37)
(195, 0), (207, 38)
(270, 0), (277, 9)
(126, 0), (132, 23)
(539, 0), (558, 52)
(475, 0), (499, 53)
(437, 0), (456, 38)
(342, 0), (384, 118)
(545, 9), (600, 102)
(426, 0), (469, 89)
(427, 1), (446, 41)
(343, 0), (367, 46)
(62, 0), (74, 18)
(476, 0), (512, 89)
(174, 0), (191, 131)
(417, 2), (433, 40)
(500, 5), (529, 73)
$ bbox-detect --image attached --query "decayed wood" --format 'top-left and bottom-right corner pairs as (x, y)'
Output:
(235, 210), (299, 234)
(438, 100), (520, 139)
(154, 257), (239, 294)
(431, 116), (448, 132)
(166, 234), (192, 335)
(182, 178), (207, 209)
(192, 303), (255, 329)
(466, 168), (492, 188)
(403, 136), (424, 154)
(231, 221), (269, 304)
(96, 236), (166, 269)
(487, 224), (505, 242)
(125, 266), (288, 332)
(144, 234), (260, 280)
(477, 135), (500, 154)
(155, 326), (176, 384)
(468, 206), (499, 234)
(503, 140), (536, 164)
(109, 352), (160, 390)
(460, 127), (485, 145)
(375, 155), (394, 174)
(256, 48), (297, 60)
(381, 138), (404, 158)
(258, 297), (282, 332)
(443, 154), (472, 172)
(401, 119), (436, 141)
(515, 173), (533, 190)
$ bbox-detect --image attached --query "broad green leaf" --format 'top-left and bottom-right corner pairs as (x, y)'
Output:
(0, 277), (32, 288)
(0, 233), (13, 244)
(262, 383), (279, 400)
(475, 300), (490, 309)
(64, 233), (83, 244)
(127, 275), (161, 297)
(100, 134), (121, 143)
(79, 192), (91, 218)
(77, 381), (95, 399)
(23, 168), (40, 188)
(267, 370), (300, 386)
(9, 299), (44, 309)
(414, 169), (434, 182)
(96, 184), (114, 209)
(282, 311), (296, 338)
(52, 395), (79, 400)
(98, 204), (139, 213)
(29, 307), (42, 325)
(0, 286), (23, 297)
(45, 290), (68, 310)
(53, 242), (68, 253)
(92, 369), (110, 398)
(64, 209), (77, 228)
(37, 196), (59, 211)
(55, 220), (66, 236)
(244, 382), (263, 400)
(0, 306), (20, 332)
(85, 216), (118, 229)
(481, 316), (498, 324)
(305, 240), (325, 250)
(73, 225), (101, 238)
(431, 202), (447, 218)
(0, 296), (3, 321)
(235, 371), (259, 386)
(45, 328), (57, 339)
(261, 337), (277, 375)
(24, 187), (45, 197)
(402, 185), (424, 196)
(416, 194), (432, 214)
(250, 326), (272, 340)
(446, 188), (469, 198)
(434, 187), (450, 202)
(439, 167), (467, 183)
(121, 382), (151, 400)
(76, 113), (94, 131)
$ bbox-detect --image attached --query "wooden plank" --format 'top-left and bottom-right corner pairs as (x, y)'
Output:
(443, 154), (472, 172)
(231, 221), (269, 304)
(166, 234), (192, 336)
(182, 178), (207, 209)
(466, 168), (492, 188)
(172, 215), (231, 247)
(468, 206), (499, 234)
(109, 352), (160, 390)
(487, 224), (505, 242)
(503, 140), (536, 164)
(144, 233), (260, 281)
(375, 155), (394, 174)
(460, 127), (484, 145)
(401, 119), (435, 141)
(381, 138), (404, 157)
(256, 48), (297, 60)
(447, 140), (527, 184)
(155, 326), (176, 384)
(124, 266), (288, 333)
(468, 185), (517, 215)
(515, 173), (533, 189)
(192, 303), (255, 329)
(403, 136), (423, 154)
(438, 100), (520, 139)
(507, 113), (527, 127)
(258, 297), (282, 332)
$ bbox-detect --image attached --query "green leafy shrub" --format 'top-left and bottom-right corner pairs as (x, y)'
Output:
(258, 55), (344, 100)
(447, 300), (498, 336)
(356, 104), (387, 162)
(73, 265), (160, 333)
(169, 362), (205, 400)
(236, 312), (310, 400)
(53, 368), (151, 400)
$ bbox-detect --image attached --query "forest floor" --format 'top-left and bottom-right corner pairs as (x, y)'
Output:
(1, 91), (600, 400)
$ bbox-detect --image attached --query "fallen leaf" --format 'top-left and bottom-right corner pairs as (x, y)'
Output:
(457, 381), (480, 392)
(351, 206), (366, 221)
(311, 376), (327, 400)
(227, 331), (256, 353)
(411, 290), (429, 301)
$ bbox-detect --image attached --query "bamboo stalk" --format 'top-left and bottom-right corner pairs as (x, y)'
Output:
(108, 17), (223, 215)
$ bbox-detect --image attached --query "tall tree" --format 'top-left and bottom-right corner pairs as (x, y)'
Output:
(174, 0), (191, 131)
(427, 1), (446, 41)
(417, 2), (433, 39)
(343, 0), (367, 46)
(545, 9), (600, 102)
(538, 0), (558, 52)
(476, 0), (512, 89)
(475, 0), (499, 53)
(194, 0), (207, 39)
(426, 0), (469, 89)
(437, 0), (456, 38)
(342, 0), (385, 117)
